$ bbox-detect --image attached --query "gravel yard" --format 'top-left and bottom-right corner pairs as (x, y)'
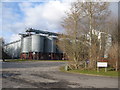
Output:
(1, 61), (118, 89)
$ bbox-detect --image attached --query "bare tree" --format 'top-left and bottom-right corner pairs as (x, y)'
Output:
(0, 37), (5, 61)
(58, 1), (111, 70)
(80, 2), (110, 69)
(108, 19), (119, 71)
(57, 1), (89, 69)
(108, 43), (118, 71)
(109, 19), (118, 45)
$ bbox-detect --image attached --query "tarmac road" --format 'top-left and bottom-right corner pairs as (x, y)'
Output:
(1, 61), (119, 89)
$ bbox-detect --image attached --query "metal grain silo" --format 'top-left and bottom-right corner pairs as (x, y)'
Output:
(44, 37), (51, 53)
(44, 36), (56, 53)
(31, 34), (44, 52)
(22, 36), (31, 53)
(51, 37), (57, 53)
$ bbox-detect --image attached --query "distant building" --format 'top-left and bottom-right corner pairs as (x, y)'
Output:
(87, 29), (112, 58)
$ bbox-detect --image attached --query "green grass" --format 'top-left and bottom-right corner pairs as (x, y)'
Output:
(60, 66), (119, 77)
(4, 59), (37, 62)
(4, 59), (68, 62)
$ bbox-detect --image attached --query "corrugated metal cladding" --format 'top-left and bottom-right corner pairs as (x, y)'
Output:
(32, 34), (44, 52)
(4, 40), (21, 58)
(44, 36), (57, 53)
(21, 35), (58, 53)
(22, 36), (31, 53)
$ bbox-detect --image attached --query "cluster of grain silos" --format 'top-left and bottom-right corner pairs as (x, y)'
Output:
(19, 28), (64, 60)
(4, 28), (65, 60)
(20, 34), (63, 60)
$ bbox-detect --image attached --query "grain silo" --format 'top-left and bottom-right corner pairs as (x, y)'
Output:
(21, 36), (31, 59)
(44, 36), (58, 59)
(31, 34), (44, 52)
(22, 36), (31, 53)
(44, 36), (57, 53)
(31, 34), (44, 59)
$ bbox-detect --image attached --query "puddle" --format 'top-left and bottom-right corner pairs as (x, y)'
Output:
(2, 71), (21, 78)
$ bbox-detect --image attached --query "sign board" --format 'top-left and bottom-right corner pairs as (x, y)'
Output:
(97, 62), (108, 67)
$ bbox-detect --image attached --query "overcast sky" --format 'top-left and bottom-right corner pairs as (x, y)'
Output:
(0, 0), (118, 43)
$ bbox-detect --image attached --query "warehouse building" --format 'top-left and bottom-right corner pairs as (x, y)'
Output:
(4, 28), (64, 60)
(4, 40), (21, 59)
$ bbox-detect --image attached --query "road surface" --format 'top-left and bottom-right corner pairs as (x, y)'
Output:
(1, 61), (118, 89)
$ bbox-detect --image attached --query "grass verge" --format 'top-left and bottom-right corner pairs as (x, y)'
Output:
(4, 59), (67, 62)
(60, 66), (119, 77)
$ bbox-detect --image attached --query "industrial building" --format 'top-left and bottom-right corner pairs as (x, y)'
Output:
(4, 28), (64, 60)
(4, 28), (111, 60)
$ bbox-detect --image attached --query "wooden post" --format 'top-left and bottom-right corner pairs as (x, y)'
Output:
(97, 67), (99, 72)
(85, 61), (87, 69)
(65, 64), (69, 71)
(105, 67), (107, 72)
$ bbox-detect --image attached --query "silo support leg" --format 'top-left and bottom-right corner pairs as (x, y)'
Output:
(37, 53), (39, 60)
(51, 53), (53, 60)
